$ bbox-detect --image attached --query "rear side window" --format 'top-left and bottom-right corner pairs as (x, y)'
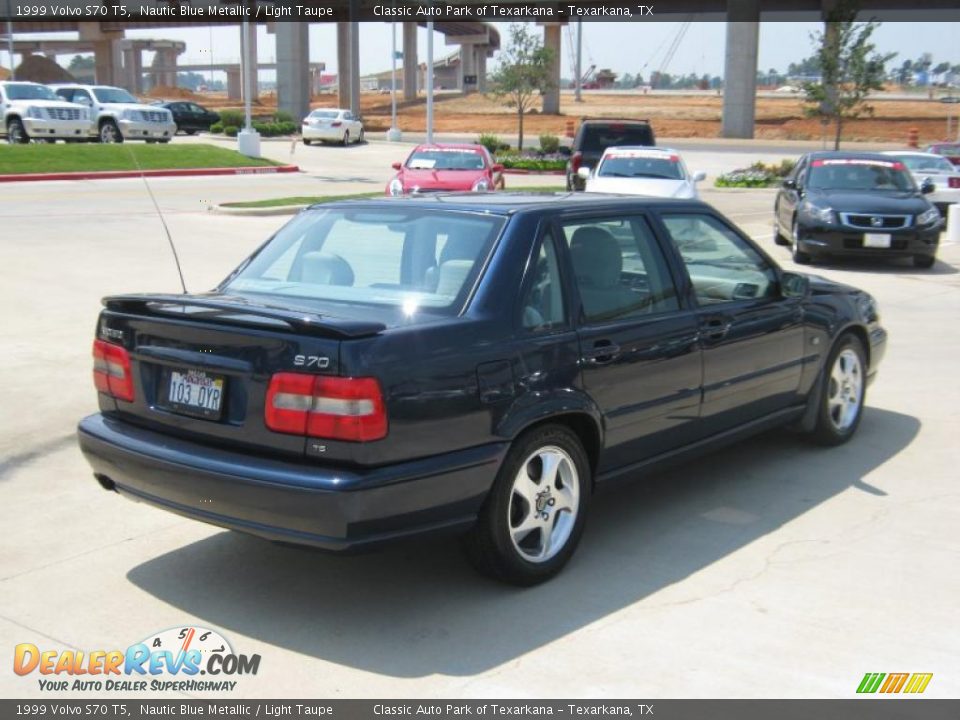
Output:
(226, 208), (505, 314)
(560, 216), (679, 323)
(580, 124), (654, 153)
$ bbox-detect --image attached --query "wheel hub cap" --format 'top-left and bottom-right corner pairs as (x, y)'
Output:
(508, 446), (579, 564)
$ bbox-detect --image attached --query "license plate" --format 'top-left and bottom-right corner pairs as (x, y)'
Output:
(863, 233), (891, 248)
(166, 369), (224, 419)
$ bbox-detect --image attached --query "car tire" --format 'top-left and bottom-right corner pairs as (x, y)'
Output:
(913, 254), (936, 269)
(773, 205), (790, 246)
(99, 120), (122, 144)
(7, 117), (29, 144)
(464, 424), (590, 586)
(809, 333), (867, 446)
(159, 139), (170, 144)
(303, 138), (312, 146)
(342, 130), (350, 146)
(791, 217), (812, 264)
(357, 128), (364, 143)
(174, 123), (181, 135)
(185, 129), (197, 136)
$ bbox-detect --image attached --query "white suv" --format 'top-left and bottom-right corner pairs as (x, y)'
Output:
(51, 84), (176, 143)
(1, 81), (94, 143)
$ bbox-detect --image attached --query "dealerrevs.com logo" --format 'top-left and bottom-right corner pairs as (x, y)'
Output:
(14, 626), (261, 693)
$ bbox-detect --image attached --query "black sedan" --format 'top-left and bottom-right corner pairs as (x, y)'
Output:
(151, 101), (220, 135)
(774, 151), (943, 268)
(77, 193), (885, 585)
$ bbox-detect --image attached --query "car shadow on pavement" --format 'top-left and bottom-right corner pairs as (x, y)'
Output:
(127, 407), (919, 677)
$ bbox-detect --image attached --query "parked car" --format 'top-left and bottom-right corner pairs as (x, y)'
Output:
(386, 144), (505, 196)
(774, 151), (943, 268)
(924, 143), (960, 167)
(1, 81), (93, 143)
(882, 150), (960, 217)
(78, 193), (886, 585)
(49, 84), (176, 143)
(578, 146), (705, 199)
(301, 108), (364, 145)
(566, 118), (656, 191)
(151, 100), (220, 135)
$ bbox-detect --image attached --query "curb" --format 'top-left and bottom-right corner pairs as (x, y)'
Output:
(0, 164), (300, 183)
(210, 203), (308, 216)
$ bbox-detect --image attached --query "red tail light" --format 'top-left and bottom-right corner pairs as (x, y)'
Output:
(948, 177), (960, 189)
(265, 373), (387, 442)
(571, 151), (583, 173)
(92, 339), (134, 402)
(330, 121), (342, 127)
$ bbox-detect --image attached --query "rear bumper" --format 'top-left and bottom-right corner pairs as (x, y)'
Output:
(797, 224), (941, 258)
(78, 413), (505, 551)
(303, 126), (348, 141)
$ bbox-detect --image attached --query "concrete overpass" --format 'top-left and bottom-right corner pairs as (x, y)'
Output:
(7, 0), (958, 136)
(6, 18), (500, 122)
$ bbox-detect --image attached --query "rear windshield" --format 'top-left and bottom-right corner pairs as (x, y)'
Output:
(4, 83), (58, 101)
(807, 159), (915, 192)
(309, 110), (339, 119)
(580, 124), (654, 153)
(931, 145), (960, 158)
(598, 154), (683, 180)
(92, 87), (138, 104)
(893, 155), (955, 173)
(407, 149), (485, 170)
(224, 207), (505, 314)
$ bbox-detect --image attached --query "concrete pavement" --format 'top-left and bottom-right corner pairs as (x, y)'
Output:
(1, 152), (958, 700)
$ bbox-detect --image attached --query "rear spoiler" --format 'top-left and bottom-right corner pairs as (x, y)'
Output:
(103, 294), (386, 339)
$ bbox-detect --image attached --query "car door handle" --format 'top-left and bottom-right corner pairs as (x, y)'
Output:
(702, 317), (732, 340)
(583, 341), (621, 365)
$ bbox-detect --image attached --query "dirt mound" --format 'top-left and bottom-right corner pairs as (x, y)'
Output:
(14, 55), (74, 84)
(145, 85), (200, 100)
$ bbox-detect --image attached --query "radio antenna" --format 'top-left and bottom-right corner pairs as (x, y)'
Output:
(125, 143), (188, 294)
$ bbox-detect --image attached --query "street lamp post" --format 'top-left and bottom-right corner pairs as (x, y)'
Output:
(237, 19), (260, 158)
(426, 21), (434, 144)
(6, 14), (15, 80)
(387, 21), (401, 141)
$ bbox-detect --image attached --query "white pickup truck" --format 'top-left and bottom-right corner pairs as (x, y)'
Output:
(0, 81), (94, 143)
(50, 84), (176, 143)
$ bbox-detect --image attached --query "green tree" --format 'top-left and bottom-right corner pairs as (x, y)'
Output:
(802, 0), (895, 150)
(67, 55), (95, 71)
(488, 24), (555, 151)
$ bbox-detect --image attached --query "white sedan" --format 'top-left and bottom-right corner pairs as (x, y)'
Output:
(301, 108), (364, 145)
(578, 146), (706, 199)
(882, 150), (960, 217)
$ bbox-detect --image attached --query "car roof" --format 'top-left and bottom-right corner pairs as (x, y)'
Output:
(600, 145), (679, 155)
(580, 118), (651, 125)
(805, 150), (905, 161)
(311, 191), (707, 216)
(310, 107), (348, 113)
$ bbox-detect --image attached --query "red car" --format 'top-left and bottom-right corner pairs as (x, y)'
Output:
(925, 143), (960, 167)
(386, 143), (505, 196)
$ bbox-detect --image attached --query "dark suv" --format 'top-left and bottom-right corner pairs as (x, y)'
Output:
(566, 119), (656, 191)
(78, 193), (885, 585)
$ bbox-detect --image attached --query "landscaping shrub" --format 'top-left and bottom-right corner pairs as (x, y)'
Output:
(218, 110), (244, 128)
(209, 121), (223, 134)
(714, 159), (797, 188)
(223, 125), (239, 138)
(477, 134), (501, 154)
(274, 110), (294, 124)
(538, 134), (560, 154)
(495, 154), (567, 172)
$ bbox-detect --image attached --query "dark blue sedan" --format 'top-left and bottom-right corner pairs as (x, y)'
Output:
(78, 193), (886, 585)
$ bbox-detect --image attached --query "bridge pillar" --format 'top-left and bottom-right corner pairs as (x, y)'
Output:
(458, 45), (477, 93)
(476, 48), (488, 93)
(226, 67), (241, 100)
(402, 22), (418, 100)
(540, 23), (562, 114)
(721, 1), (760, 138)
(79, 24), (123, 87)
(349, 18), (360, 117)
(122, 47), (142, 94)
(277, 22), (310, 122)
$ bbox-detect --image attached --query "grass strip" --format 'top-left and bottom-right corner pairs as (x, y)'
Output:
(222, 186), (568, 209)
(0, 143), (280, 174)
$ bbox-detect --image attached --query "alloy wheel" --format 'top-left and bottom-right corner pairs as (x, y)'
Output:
(827, 348), (863, 432)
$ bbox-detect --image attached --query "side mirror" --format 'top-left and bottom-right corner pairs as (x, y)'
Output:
(577, 167), (591, 180)
(780, 271), (810, 298)
(920, 177), (935, 194)
(391, 162), (402, 171)
(492, 163), (504, 173)
(692, 170), (707, 182)
(782, 178), (797, 190)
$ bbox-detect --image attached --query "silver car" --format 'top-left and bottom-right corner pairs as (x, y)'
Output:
(882, 151), (960, 217)
(301, 108), (364, 146)
(50, 84), (176, 143)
